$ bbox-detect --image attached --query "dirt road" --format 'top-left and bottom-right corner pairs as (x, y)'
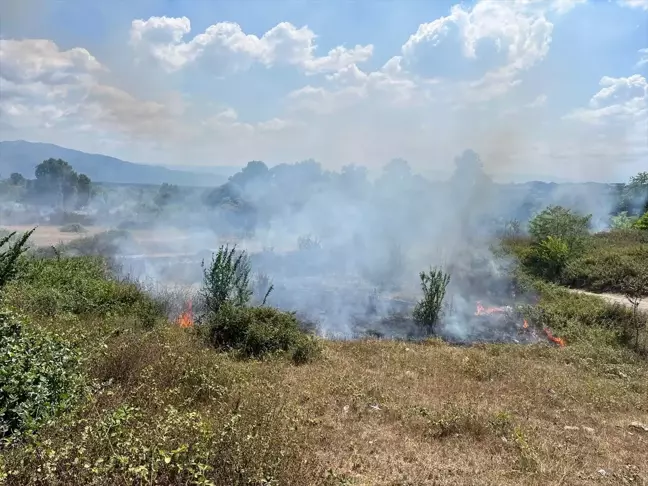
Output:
(569, 288), (648, 312)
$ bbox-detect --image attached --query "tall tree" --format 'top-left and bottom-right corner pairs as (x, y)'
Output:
(34, 158), (77, 208)
(33, 158), (92, 209)
(76, 173), (92, 208)
(8, 173), (25, 186)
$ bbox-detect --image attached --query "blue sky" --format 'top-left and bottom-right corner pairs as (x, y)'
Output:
(0, 0), (646, 181)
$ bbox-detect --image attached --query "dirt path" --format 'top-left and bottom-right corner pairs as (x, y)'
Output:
(569, 288), (648, 312)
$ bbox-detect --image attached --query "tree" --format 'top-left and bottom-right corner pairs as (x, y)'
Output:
(153, 183), (180, 208)
(229, 161), (269, 188)
(623, 171), (648, 215)
(76, 174), (92, 208)
(528, 205), (591, 251)
(32, 159), (92, 209)
(450, 149), (491, 188)
(383, 158), (411, 181)
(8, 173), (25, 186)
(34, 159), (78, 208)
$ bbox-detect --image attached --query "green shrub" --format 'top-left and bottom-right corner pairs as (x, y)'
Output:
(207, 305), (320, 362)
(201, 245), (252, 316)
(528, 205), (591, 251)
(0, 228), (34, 293)
(561, 245), (648, 293)
(5, 256), (165, 324)
(525, 236), (570, 280)
(634, 212), (648, 230)
(611, 211), (638, 230)
(0, 309), (83, 440)
(413, 267), (450, 332)
(521, 283), (647, 353)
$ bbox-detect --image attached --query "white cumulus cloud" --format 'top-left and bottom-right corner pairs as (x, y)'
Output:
(129, 16), (373, 75)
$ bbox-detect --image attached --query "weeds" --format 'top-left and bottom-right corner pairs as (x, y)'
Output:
(413, 267), (450, 332)
(0, 228), (34, 293)
(0, 309), (83, 441)
(201, 244), (252, 316)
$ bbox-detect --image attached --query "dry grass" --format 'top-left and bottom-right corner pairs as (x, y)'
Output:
(278, 339), (648, 485)
(3, 317), (648, 485)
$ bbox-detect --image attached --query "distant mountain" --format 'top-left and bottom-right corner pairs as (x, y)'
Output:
(0, 140), (232, 187)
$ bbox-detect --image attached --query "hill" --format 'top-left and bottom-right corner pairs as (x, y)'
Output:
(0, 140), (235, 187)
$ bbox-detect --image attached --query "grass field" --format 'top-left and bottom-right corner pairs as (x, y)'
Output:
(2, 227), (648, 485)
(3, 320), (647, 485)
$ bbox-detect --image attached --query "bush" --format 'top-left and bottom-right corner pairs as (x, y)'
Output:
(58, 229), (129, 258)
(521, 282), (647, 353)
(610, 211), (638, 230)
(634, 212), (648, 230)
(561, 244), (648, 293)
(207, 305), (320, 363)
(525, 236), (570, 280)
(5, 256), (165, 324)
(528, 205), (591, 251)
(413, 267), (450, 332)
(59, 223), (86, 233)
(0, 309), (82, 440)
(201, 245), (252, 316)
(0, 228), (34, 293)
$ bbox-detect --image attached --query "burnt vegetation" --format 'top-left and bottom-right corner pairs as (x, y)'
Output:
(1, 156), (647, 484)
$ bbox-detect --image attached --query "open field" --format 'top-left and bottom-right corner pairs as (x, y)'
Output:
(2, 319), (647, 486)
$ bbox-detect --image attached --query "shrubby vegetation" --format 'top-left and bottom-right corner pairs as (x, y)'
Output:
(0, 309), (83, 441)
(202, 245), (320, 363)
(0, 229), (34, 292)
(413, 267), (451, 332)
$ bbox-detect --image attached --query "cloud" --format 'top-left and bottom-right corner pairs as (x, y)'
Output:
(129, 16), (373, 75)
(637, 48), (648, 68)
(525, 94), (548, 108)
(401, 0), (556, 101)
(564, 74), (648, 124)
(0, 39), (103, 85)
(618, 0), (648, 10)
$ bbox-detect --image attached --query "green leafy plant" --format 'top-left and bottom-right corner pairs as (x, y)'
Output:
(0, 228), (34, 293)
(526, 236), (570, 280)
(413, 267), (451, 332)
(528, 205), (591, 252)
(611, 211), (638, 230)
(201, 245), (253, 316)
(633, 212), (648, 230)
(0, 309), (82, 440)
(207, 305), (320, 363)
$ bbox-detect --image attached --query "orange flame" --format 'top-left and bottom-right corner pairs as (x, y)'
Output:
(523, 319), (529, 329)
(543, 327), (565, 347)
(177, 299), (193, 328)
(475, 301), (508, 316)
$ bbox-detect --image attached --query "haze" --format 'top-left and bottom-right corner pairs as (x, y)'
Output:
(1, 0), (646, 182)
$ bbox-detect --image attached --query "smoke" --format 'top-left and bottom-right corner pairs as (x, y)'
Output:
(15, 149), (624, 341)
(2, 142), (641, 341)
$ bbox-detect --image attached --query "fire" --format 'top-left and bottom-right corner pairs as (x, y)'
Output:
(176, 300), (193, 328)
(543, 327), (565, 347)
(523, 319), (529, 329)
(475, 301), (509, 316)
